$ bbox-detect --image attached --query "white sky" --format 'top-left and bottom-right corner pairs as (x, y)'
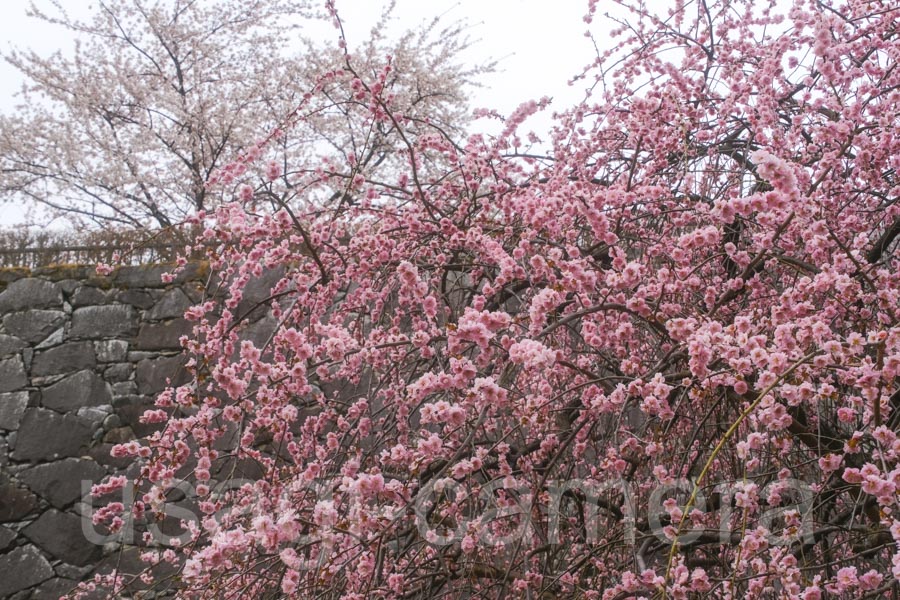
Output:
(0, 0), (604, 227)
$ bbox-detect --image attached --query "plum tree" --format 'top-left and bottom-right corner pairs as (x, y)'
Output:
(84, 0), (899, 597)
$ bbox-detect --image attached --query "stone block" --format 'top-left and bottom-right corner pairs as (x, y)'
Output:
(0, 278), (62, 312)
(89, 442), (133, 470)
(112, 381), (137, 397)
(113, 265), (170, 288)
(0, 355), (27, 392)
(70, 285), (108, 307)
(103, 362), (132, 383)
(0, 267), (27, 286)
(114, 395), (165, 437)
(0, 391), (28, 430)
(56, 278), (81, 294)
(95, 339), (128, 362)
(182, 281), (207, 303)
(115, 288), (157, 309)
(31, 578), (79, 599)
(23, 509), (102, 566)
(31, 264), (97, 281)
(133, 318), (192, 350)
(79, 407), (110, 436)
(22, 347), (33, 371)
(71, 305), (137, 339)
(0, 473), (38, 522)
(135, 354), (189, 395)
(11, 408), (93, 461)
(2, 310), (66, 344)
(114, 263), (206, 289)
(17, 458), (107, 509)
(41, 369), (112, 412)
(34, 326), (64, 349)
(0, 525), (15, 550)
(0, 333), (26, 357)
(243, 265), (287, 304)
(0, 545), (54, 597)
(31, 342), (96, 377)
(101, 426), (136, 445)
(102, 413), (121, 429)
(240, 314), (278, 348)
(236, 266), (287, 321)
(54, 562), (94, 581)
(211, 455), (266, 481)
(147, 287), (192, 320)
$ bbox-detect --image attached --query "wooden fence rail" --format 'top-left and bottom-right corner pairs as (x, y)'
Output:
(0, 242), (189, 269)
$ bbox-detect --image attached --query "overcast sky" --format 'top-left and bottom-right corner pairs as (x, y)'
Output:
(0, 0), (601, 227)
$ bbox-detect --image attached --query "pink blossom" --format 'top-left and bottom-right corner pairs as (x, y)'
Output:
(508, 338), (556, 370)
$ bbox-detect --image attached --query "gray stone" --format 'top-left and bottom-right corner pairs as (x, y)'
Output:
(0, 545), (54, 597)
(69, 501), (94, 519)
(34, 326), (65, 349)
(0, 278), (62, 312)
(0, 334), (26, 357)
(114, 395), (166, 437)
(211, 455), (266, 481)
(134, 354), (189, 395)
(241, 314), (278, 348)
(102, 426), (135, 445)
(17, 458), (107, 509)
(77, 406), (110, 429)
(147, 287), (192, 320)
(0, 525), (15, 550)
(2, 310), (66, 344)
(42, 369), (112, 412)
(23, 509), (102, 566)
(103, 362), (132, 383)
(71, 305), (137, 339)
(133, 318), (192, 350)
(71, 285), (108, 307)
(112, 381), (137, 397)
(115, 289), (156, 309)
(243, 266), (287, 304)
(0, 473), (38, 522)
(236, 266), (287, 321)
(11, 408), (93, 461)
(56, 279), (81, 294)
(95, 339), (128, 362)
(0, 355), (27, 393)
(182, 281), (207, 303)
(89, 442), (132, 469)
(31, 342), (96, 376)
(21, 348), (32, 371)
(0, 270), (25, 287)
(0, 391), (28, 430)
(102, 413), (121, 429)
(114, 262), (206, 289)
(53, 563), (93, 580)
(127, 351), (156, 362)
(30, 264), (94, 280)
(32, 578), (79, 599)
(113, 265), (173, 288)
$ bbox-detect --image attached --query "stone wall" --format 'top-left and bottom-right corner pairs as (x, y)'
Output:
(0, 263), (211, 599)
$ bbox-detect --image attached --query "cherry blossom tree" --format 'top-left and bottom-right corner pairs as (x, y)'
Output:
(0, 0), (485, 229)
(84, 0), (899, 597)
